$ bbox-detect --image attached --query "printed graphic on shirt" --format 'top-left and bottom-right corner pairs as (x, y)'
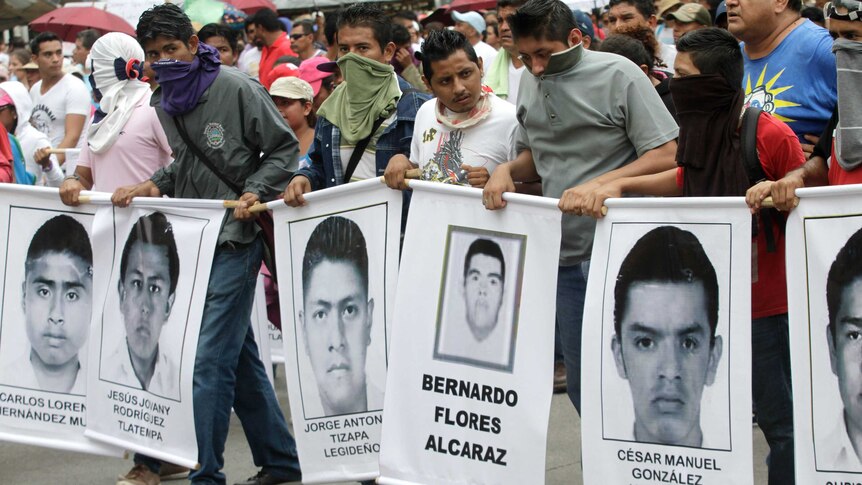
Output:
(204, 122), (226, 149)
(744, 65), (800, 124)
(420, 129), (468, 185)
(30, 104), (56, 135)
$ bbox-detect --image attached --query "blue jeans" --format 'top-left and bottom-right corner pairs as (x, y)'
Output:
(751, 313), (794, 485)
(556, 262), (589, 413)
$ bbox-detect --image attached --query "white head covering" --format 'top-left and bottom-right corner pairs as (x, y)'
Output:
(0, 81), (33, 137)
(86, 32), (152, 154)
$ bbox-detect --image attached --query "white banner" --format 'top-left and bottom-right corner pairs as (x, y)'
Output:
(378, 181), (561, 484)
(252, 274), (274, 386)
(85, 197), (224, 468)
(272, 178), (402, 483)
(0, 186), (122, 456)
(786, 185), (862, 481)
(254, 273), (285, 365)
(581, 198), (753, 485)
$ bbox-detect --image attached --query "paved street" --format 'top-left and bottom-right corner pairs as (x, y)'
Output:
(0, 366), (770, 484)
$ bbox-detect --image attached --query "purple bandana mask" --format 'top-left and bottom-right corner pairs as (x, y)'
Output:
(152, 42), (221, 117)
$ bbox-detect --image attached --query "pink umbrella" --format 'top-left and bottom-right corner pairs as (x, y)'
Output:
(231, 0), (276, 14)
(30, 6), (136, 42)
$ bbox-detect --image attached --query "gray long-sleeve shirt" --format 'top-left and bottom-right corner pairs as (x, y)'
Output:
(150, 66), (298, 245)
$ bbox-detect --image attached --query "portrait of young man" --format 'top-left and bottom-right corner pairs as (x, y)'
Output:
(102, 212), (180, 401)
(610, 226), (723, 448)
(821, 227), (862, 471)
(434, 232), (521, 372)
(298, 215), (382, 418)
(3, 214), (92, 395)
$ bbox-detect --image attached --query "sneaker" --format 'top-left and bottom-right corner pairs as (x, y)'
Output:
(117, 464), (161, 485)
(159, 462), (189, 481)
(553, 361), (567, 394)
(234, 470), (302, 485)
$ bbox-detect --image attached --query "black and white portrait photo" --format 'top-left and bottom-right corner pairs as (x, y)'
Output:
(601, 224), (732, 451)
(0, 209), (94, 395)
(807, 219), (862, 473)
(289, 206), (389, 419)
(433, 226), (525, 373)
(99, 211), (204, 402)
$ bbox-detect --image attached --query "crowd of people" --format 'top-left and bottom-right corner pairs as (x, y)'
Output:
(0, 0), (856, 482)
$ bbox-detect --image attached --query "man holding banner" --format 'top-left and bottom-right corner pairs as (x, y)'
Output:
(4, 214), (92, 394)
(483, 0), (679, 414)
(110, 4), (302, 485)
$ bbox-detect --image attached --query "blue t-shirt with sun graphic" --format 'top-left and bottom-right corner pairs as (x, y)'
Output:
(742, 20), (837, 143)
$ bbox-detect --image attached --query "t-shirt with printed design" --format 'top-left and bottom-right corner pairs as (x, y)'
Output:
(29, 74), (91, 172)
(409, 94), (518, 184)
(741, 20), (837, 144)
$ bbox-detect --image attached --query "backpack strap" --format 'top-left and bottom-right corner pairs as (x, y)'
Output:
(740, 107), (783, 253)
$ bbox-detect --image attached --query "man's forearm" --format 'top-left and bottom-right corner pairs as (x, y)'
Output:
(593, 141), (677, 185)
(506, 149), (540, 183)
(617, 168), (681, 197)
(797, 155), (830, 187)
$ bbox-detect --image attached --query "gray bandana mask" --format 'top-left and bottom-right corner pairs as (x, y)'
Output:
(833, 38), (862, 171)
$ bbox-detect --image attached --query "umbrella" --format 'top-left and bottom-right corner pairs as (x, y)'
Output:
(231, 0), (276, 14)
(30, 6), (135, 42)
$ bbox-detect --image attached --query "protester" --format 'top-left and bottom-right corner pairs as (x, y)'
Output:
(606, 0), (676, 71)
(485, 0), (527, 104)
(599, 34), (678, 122)
(452, 11), (499, 76)
(384, 29), (518, 189)
(23, 61), (40, 88)
(727, 0), (836, 153)
(390, 23), (427, 93)
(482, 0), (678, 414)
(666, 3), (712, 42)
(298, 56), (337, 111)
(654, 0), (683, 44)
(247, 8), (297, 89)
(290, 19), (326, 60)
(284, 3), (430, 206)
(72, 29), (101, 96)
(198, 23), (239, 67)
(237, 21), (263, 78)
(269, 76), (316, 159)
(582, 28), (802, 485)
(393, 11), (423, 51)
(0, 81), (63, 186)
(58, 32), (172, 206)
(572, 9), (600, 49)
(759, 0), (862, 210)
(9, 48), (31, 88)
(108, 5), (302, 485)
(485, 23), (502, 50)
(28, 32), (89, 174)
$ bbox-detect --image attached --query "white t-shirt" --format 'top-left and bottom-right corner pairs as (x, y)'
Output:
(658, 42), (677, 73)
(473, 41), (499, 80)
(507, 61), (526, 105)
(238, 45), (262, 79)
(339, 112), (396, 182)
(29, 74), (90, 172)
(409, 94), (518, 183)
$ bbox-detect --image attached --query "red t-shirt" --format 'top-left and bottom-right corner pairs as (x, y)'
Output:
(677, 112), (805, 319)
(259, 32), (297, 90)
(828, 141), (862, 185)
(0, 126), (13, 184)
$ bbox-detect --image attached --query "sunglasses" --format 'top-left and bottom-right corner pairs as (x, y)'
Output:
(290, 32), (311, 40)
(824, 0), (862, 21)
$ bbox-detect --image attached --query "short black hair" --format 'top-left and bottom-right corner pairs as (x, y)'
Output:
(464, 238), (506, 281)
(198, 23), (238, 53)
(600, 34), (653, 72)
(294, 19), (315, 35)
(508, 0), (577, 44)
(274, 55), (301, 67)
(608, 0), (656, 18)
(338, 3), (392, 50)
(247, 8), (283, 32)
(391, 23), (412, 47)
(30, 32), (61, 56)
(76, 29), (101, 50)
(788, 0), (802, 12)
(420, 29), (479, 81)
(324, 10), (341, 46)
(26, 215), (93, 273)
(801, 5), (824, 23)
(497, 0), (527, 9)
(137, 3), (195, 47)
(676, 28), (743, 89)
(120, 212), (180, 297)
(614, 226), (719, 343)
(392, 11), (418, 22)
(827, 228), (862, 340)
(302, 216), (369, 297)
